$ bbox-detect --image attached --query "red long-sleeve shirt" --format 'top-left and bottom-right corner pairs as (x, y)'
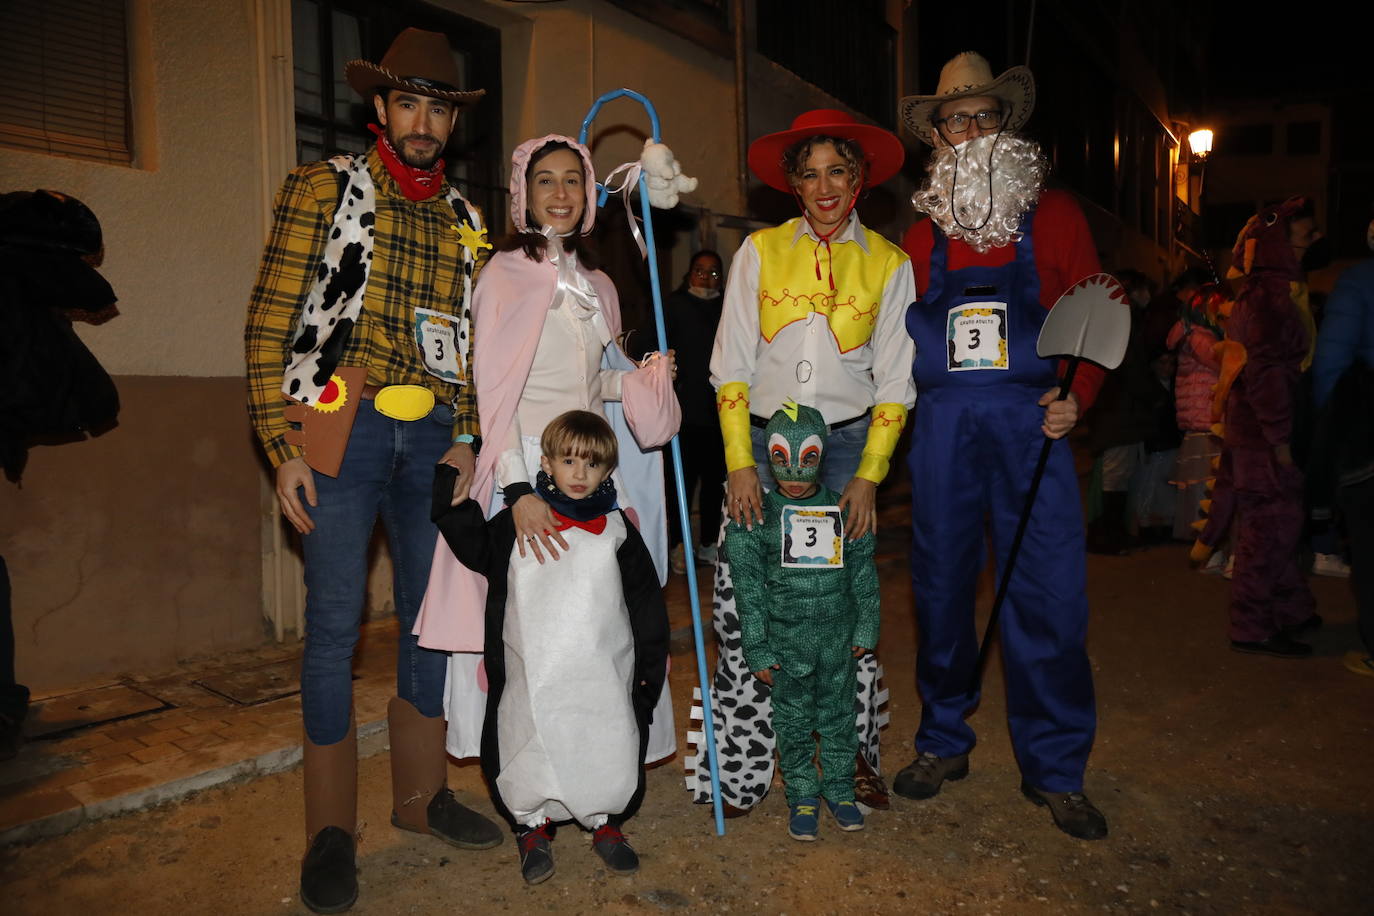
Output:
(901, 189), (1106, 408)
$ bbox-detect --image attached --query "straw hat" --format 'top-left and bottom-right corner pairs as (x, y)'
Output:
(899, 52), (1034, 146)
(747, 109), (904, 193)
(345, 28), (485, 109)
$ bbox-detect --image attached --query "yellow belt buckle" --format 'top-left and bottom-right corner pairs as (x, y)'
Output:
(372, 385), (435, 421)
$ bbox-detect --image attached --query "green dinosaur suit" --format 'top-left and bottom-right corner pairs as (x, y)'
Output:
(724, 405), (880, 803)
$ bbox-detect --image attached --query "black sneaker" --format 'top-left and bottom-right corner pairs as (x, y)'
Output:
(592, 824), (640, 875)
(300, 826), (358, 914)
(1021, 781), (1108, 840)
(1281, 613), (1323, 638)
(517, 822), (555, 885)
(1229, 633), (1313, 658)
(892, 751), (969, 800)
(423, 788), (503, 849)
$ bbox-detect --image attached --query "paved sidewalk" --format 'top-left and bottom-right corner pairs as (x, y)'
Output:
(0, 618), (411, 846)
(0, 576), (723, 848)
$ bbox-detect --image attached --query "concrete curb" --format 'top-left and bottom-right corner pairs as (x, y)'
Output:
(0, 718), (390, 847)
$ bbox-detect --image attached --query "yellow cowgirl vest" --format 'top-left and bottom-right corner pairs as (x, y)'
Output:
(754, 219), (904, 353)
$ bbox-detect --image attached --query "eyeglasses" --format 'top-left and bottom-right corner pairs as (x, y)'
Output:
(691, 267), (722, 278)
(933, 110), (1003, 134)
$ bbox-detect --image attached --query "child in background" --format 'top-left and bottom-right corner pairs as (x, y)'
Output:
(724, 402), (880, 841)
(431, 410), (668, 884)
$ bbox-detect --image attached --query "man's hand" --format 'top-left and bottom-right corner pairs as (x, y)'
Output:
(838, 477), (878, 539)
(753, 663), (780, 685)
(438, 442), (476, 506)
(1038, 387), (1081, 439)
(851, 645), (870, 659)
(275, 456), (317, 535)
(512, 493), (569, 564)
(726, 466), (765, 530)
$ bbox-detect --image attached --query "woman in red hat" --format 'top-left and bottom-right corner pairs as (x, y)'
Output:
(690, 110), (915, 815)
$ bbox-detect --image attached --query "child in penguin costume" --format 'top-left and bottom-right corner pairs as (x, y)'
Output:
(724, 402), (881, 841)
(431, 409), (668, 884)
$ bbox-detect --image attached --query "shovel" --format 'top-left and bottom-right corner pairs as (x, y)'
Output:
(968, 272), (1131, 692)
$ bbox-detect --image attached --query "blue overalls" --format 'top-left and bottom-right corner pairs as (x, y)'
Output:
(905, 214), (1095, 793)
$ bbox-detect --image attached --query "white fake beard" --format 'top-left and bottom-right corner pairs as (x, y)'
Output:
(913, 133), (1047, 253)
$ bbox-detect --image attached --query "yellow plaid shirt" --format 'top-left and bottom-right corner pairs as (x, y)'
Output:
(245, 146), (484, 467)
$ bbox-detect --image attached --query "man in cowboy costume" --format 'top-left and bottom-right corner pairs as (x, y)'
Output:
(245, 28), (502, 912)
(694, 109), (915, 814)
(894, 52), (1108, 840)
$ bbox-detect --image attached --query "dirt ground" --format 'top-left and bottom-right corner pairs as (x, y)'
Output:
(2, 542), (1370, 915)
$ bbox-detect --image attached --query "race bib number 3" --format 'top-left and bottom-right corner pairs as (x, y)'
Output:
(781, 505), (844, 569)
(947, 302), (1009, 371)
(414, 308), (461, 382)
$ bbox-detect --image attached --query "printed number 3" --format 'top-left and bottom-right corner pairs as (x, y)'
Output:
(805, 527), (818, 547)
(432, 337), (445, 362)
(968, 327), (981, 348)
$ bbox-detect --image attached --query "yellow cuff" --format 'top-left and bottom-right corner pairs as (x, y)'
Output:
(717, 381), (755, 472)
(854, 402), (908, 484)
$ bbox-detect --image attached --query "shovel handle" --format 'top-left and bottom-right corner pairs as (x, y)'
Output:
(969, 354), (1083, 692)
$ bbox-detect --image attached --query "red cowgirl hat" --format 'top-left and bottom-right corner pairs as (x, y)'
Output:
(747, 109), (904, 193)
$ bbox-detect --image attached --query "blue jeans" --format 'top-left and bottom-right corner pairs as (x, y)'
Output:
(748, 416), (867, 493)
(300, 402), (453, 745)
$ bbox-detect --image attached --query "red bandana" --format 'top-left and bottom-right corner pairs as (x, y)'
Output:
(368, 124), (445, 201)
(794, 187), (863, 292)
(551, 510), (607, 536)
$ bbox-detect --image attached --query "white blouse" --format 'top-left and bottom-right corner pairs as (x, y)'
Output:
(497, 252), (625, 489)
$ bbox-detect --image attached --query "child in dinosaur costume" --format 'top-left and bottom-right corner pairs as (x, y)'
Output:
(724, 403), (880, 841)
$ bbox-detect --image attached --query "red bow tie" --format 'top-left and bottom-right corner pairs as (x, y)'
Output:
(551, 510), (607, 535)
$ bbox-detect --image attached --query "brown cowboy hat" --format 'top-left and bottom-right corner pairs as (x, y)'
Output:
(899, 52), (1034, 146)
(345, 28), (485, 108)
(747, 109), (904, 193)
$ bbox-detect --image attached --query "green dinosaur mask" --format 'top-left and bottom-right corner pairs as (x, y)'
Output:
(764, 401), (827, 485)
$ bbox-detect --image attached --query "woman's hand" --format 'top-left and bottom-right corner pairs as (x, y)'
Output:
(727, 466), (764, 530)
(838, 477), (878, 539)
(512, 494), (569, 564)
(753, 663), (780, 685)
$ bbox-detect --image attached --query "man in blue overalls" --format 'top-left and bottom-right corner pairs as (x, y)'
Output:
(893, 52), (1108, 840)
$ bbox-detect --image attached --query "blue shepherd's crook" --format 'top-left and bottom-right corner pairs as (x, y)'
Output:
(579, 88), (726, 835)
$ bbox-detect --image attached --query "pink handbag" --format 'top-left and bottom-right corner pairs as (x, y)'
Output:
(620, 351), (681, 448)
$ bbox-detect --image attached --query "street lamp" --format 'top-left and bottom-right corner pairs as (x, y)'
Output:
(1188, 128), (1214, 161)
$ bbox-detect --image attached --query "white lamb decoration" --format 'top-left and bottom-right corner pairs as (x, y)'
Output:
(639, 139), (698, 209)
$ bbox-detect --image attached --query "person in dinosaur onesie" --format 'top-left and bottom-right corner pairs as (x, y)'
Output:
(1200, 196), (1321, 658)
(724, 402), (880, 841)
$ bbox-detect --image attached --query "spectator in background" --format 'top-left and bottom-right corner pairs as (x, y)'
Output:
(1144, 267), (1212, 356)
(664, 250), (727, 574)
(0, 189), (121, 759)
(1086, 268), (1158, 555)
(1309, 215), (1374, 677)
(1167, 284), (1228, 568)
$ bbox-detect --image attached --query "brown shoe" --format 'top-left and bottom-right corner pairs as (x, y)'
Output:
(1021, 781), (1108, 840)
(892, 751), (969, 800)
(854, 752), (890, 811)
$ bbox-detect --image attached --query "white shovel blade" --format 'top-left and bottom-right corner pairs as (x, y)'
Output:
(1036, 272), (1132, 370)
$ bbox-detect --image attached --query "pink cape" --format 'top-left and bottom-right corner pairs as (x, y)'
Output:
(413, 249), (623, 651)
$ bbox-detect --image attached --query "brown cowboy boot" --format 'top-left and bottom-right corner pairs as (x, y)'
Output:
(301, 721), (358, 914)
(387, 696), (502, 849)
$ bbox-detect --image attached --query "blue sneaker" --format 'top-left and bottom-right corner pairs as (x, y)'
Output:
(825, 798), (865, 831)
(787, 798), (820, 841)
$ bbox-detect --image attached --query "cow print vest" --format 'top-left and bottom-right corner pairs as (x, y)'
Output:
(281, 153), (480, 406)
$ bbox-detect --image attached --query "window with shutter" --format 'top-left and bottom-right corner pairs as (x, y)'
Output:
(0, 0), (132, 165)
